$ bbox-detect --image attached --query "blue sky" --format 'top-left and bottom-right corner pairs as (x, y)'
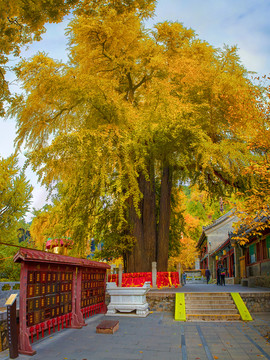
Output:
(1, 0), (270, 220)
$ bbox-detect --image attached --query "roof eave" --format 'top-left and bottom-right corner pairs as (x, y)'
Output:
(13, 248), (110, 269)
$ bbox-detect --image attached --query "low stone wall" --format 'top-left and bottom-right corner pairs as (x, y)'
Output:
(241, 293), (270, 313)
(107, 291), (270, 314)
(249, 276), (270, 288)
(0, 282), (20, 308)
(146, 293), (175, 312)
(145, 292), (270, 314)
(224, 277), (241, 285)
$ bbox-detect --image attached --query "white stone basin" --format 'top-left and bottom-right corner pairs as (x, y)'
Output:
(106, 282), (150, 317)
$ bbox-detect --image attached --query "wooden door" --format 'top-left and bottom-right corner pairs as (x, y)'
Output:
(239, 256), (246, 278)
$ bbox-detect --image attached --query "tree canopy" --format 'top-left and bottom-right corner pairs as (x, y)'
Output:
(0, 0), (85, 115)
(0, 154), (32, 279)
(0, 154), (32, 236)
(11, 1), (265, 271)
(231, 77), (270, 241)
(2, 0), (155, 114)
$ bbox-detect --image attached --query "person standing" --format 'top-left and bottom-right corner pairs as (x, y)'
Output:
(205, 268), (211, 284)
(220, 266), (226, 286)
(182, 272), (186, 285)
(217, 265), (221, 285)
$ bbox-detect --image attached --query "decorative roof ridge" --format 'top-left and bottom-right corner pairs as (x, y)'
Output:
(13, 248), (110, 269)
(202, 209), (235, 231)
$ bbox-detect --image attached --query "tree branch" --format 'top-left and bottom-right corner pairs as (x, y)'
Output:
(0, 206), (9, 217)
(212, 168), (242, 189)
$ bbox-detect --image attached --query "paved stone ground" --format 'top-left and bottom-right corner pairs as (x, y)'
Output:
(1, 312), (270, 360)
(1, 284), (269, 359)
(251, 313), (270, 343)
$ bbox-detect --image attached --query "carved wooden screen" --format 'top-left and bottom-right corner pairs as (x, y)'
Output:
(14, 248), (110, 356)
(80, 268), (106, 319)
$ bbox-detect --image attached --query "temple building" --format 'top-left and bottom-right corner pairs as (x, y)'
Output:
(197, 210), (270, 288)
(197, 210), (240, 284)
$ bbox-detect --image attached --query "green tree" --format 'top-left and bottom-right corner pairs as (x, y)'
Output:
(0, 154), (32, 236)
(0, 240), (21, 280)
(0, 218), (34, 280)
(11, 2), (262, 271)
(0, 154), (32, 280)
(0, 154), (32, 279)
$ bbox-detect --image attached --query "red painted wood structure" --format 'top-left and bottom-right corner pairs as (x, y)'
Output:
(14, 248), (110, 355)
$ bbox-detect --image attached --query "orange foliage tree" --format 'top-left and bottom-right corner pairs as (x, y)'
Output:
(169, 186), (223, 271)
(232, 77), (270, 242)
(169, 184), (240, 270)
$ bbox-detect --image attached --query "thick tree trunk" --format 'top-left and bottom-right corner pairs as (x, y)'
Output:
(142, 165), (157, 271)
(126, 163), (172, 273)
(157, 165), (172, 271)
(127, 174), (144, 272)
(126, 169), (157, 273)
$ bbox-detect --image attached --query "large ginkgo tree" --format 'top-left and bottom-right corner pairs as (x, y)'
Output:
(11, 0), (262, 271)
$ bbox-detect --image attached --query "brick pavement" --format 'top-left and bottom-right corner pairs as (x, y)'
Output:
(1, 312), (270, 360)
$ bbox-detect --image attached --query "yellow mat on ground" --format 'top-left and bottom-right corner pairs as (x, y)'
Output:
(231, 292), (253, 321)
(175, 293), (186, 321)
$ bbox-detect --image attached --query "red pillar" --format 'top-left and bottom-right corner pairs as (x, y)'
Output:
(70, 267), (85, 328)
(18, 262), (36, 355)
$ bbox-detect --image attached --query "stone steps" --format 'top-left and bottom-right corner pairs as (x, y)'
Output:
(185, 293), (231, 298)
(187, 308), (239, 314)
(186, 314), (241, 321)
(187, 303), (236, 310)
(185, 299), (234, 305)
(185, 293), (240, 321)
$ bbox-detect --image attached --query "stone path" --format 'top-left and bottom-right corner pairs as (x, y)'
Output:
(1, 312), (270, 360)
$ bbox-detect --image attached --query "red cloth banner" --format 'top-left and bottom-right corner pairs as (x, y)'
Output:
(108, 271), (179, 288)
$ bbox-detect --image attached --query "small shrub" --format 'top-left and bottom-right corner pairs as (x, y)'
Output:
(1, 284), (11, 291)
